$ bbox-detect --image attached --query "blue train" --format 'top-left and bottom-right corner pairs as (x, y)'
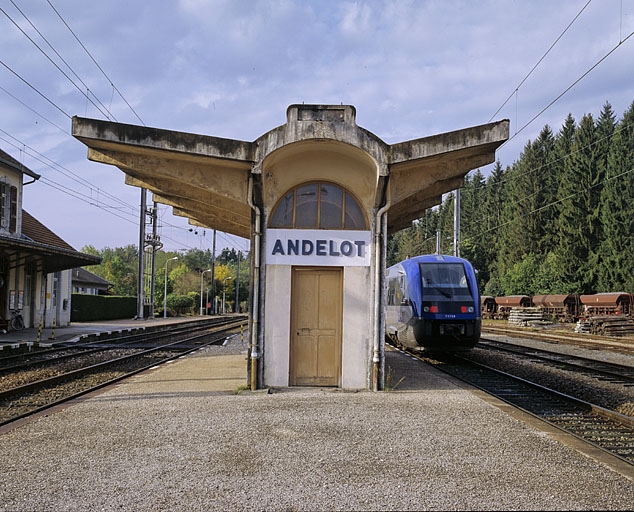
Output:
(385, 254), (481, 352)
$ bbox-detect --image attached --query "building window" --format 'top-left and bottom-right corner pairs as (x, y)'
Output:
(0, 183), (17, 233)
(9, 185), (17, 233)
(269, 182), (367, 230)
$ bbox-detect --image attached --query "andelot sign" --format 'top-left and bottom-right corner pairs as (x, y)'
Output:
(266, 229), (371, 266)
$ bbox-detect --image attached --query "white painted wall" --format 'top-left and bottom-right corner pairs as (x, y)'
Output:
(263, 265), (292, 387)
(341, 265), (372, 389)
(262, 264), (372, 389)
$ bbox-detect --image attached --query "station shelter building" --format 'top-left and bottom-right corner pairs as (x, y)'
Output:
(0, 149), (101, 331)
(72, 104), (508, 390)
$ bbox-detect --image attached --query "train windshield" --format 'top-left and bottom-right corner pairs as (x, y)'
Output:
(418, 262), (471, 299)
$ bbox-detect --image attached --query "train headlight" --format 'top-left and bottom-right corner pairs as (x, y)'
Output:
(424, 305), (438, 313)
(461, 306), (474, 313)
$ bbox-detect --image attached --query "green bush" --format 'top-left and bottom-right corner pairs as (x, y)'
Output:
(166, 294), (195, 315)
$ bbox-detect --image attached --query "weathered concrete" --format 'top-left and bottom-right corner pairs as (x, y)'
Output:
(72, 105), (508, 238)
(72, 104), (508, 391)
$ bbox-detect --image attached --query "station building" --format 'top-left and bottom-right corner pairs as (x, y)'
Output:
(72, 104), (508, 390)
(0, 149), (101, 331)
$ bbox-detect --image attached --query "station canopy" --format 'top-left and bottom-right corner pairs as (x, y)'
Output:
(72, 105), (509, 238)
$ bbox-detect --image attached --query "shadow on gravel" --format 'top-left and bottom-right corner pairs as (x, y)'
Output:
(383, 349), (463, 391)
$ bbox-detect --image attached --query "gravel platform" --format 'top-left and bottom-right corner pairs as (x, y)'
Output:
(2, 337), (634, 511)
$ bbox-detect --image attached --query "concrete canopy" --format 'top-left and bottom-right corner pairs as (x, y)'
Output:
(72, 105), (508, 237)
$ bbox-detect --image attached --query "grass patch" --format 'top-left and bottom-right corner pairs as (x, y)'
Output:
(384, 366), (405, 391)
(233, 384), (250, 394)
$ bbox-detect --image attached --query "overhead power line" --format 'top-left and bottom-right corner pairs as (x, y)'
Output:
(46, 0), (145, 126)
(1, 3), (115, 121)
(489, 0), (593, 123)
(509, 29), (634, 143)
(0, 129), (138, 214)
(0, 58), (71, 119)
(0, 84), (67, 134)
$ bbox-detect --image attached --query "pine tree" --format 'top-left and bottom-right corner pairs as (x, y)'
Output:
(555, 113), (598, 293)
(385, 102), (633, 296)
(533, 126), (558, 251)
(495, 133), (552, 280)
(595, 102), (617, 178)
(481, 161), (507, 294)
(591, 102), (617, 286)
(436, 193), (455, 254)
(460, 170), (489, 287)
(598, 101), (634, 292)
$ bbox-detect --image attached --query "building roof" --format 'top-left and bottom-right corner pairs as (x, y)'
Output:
(0, 149), (41, 180)
(0, 210), (100, 273)
(21, 210), (76, 251)
(72, 267), (112, 288)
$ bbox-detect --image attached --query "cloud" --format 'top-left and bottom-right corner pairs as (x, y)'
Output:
(2, 0), (634, 252)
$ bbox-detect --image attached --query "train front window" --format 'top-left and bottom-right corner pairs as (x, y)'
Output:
(419, 263), (471, 298)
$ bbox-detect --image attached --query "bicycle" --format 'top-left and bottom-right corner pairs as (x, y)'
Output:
(10, 309), (24, 331)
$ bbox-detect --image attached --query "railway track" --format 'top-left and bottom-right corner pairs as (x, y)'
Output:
(482, 324), (634, 354)
(0, 317), (247, 427)
(420, 351), (634, 465)
(478, 338), (634, 387)
(0, 316), (237, 374)
(392, 325), (634, 465)
(477, 326), (634, 416)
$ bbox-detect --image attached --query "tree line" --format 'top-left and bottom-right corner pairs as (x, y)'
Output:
(388, 100), (634, 297)
(80, 245), (249, 314)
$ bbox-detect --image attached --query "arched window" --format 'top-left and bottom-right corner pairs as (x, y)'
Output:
(270, 182), (367, 230)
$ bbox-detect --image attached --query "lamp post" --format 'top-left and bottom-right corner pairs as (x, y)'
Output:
(200, 269), (212, 315)
(163, 256), (178, 318)
(222, 276), (233, 314)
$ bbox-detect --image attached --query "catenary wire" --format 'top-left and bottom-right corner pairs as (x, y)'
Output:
(4, 0), (117, 121)
(0, 85), (67, 134)
(46, 0), (145, 126)
(0, 5), (114, 121)
(0, 129), (138, 214)
(0, 58), (70, 119)
(488, 0), (593, 123)
(508, 29), (634, 144)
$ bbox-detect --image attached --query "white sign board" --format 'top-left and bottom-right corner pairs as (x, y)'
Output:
(266, 229), (371, 266)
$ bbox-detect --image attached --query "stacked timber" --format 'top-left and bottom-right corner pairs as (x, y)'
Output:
(508, 307), (544, 326)
(574, 320), (592, 334)
(587, 315), (634, 337)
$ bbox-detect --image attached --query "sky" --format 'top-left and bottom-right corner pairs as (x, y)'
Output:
(1, 0), (633, 256)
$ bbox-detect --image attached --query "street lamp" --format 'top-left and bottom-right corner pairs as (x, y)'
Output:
(222, 276), (233, 315)
(200, 269), (212, 315)
(163, 256), (178, 318)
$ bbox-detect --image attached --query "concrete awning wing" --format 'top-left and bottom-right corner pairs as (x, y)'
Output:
(72, 117), (255, 239)
(72, 109), (508, 239)
(386, 120), (509, 233)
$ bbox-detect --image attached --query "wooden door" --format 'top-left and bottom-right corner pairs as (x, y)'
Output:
(290, 267), (342, 386)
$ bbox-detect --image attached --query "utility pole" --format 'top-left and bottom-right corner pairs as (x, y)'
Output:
(211, 229), (216, 314)
(235, 251), (241, 313)
(137, 188), (146, 319)
(453, 188), (460, 257)
(146, 202), (162, 318)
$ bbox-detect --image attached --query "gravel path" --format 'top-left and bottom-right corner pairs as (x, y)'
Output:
(2, 338), (634, 511)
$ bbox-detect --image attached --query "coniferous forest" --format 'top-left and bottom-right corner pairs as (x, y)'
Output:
(387, 101), (634, 298)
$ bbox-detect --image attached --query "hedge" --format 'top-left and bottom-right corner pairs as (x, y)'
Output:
(71, 294), (138, 321)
